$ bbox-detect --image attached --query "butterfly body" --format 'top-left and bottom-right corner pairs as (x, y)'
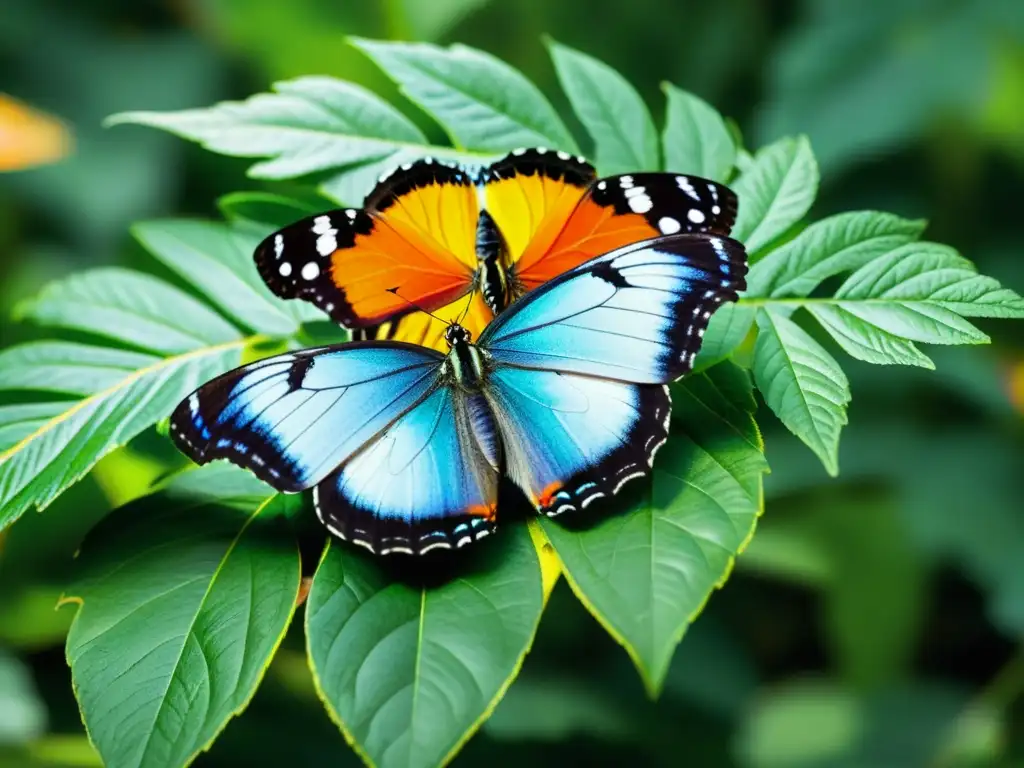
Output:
(174, 233), (749, 555)
(474, 209), (514, 313)
(255, 148), (740, 351)
(442, 323), (490, 392)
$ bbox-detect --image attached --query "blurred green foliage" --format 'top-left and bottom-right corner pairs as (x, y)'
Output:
(1, 0), (1023, 766)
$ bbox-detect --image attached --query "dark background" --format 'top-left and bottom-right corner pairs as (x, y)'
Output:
(1, 0), (1022, 765)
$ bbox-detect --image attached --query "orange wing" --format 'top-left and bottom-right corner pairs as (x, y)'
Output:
(367, 150), (597, 350)
(485, 159), (739, 292)
(254, 159), (479, 328)
(255, 149), (741, 354)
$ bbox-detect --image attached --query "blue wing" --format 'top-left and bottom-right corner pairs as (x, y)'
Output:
(170, 343), (443, 492)
(484, 366), (670, 515)
(314, 387), (500, 554)
(478, 234), (747, 383)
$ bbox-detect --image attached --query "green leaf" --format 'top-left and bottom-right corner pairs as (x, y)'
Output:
(753, 309), (850, 475)
(745, 211), (926, 297)
(352, 38), (578, 154)
(16, 268), (240, 355)
(692, 304), (755, 372)
(108, 76), (445, 205)
(217, 191), (336, 230)
(0, 403), (66, 451)
(547, 39), (656, 173)
(798, 241), (1019, 368)
(306, 523), (553, 768)
(0, 648), (47, 744)
(132, 219), (317, 335)
(804, 305), (940, 368)
(0, 338), (248, 531)
(731, 136), (819, 254)
(540, 362), (767, 695)
(64, 471), (300, 768)
(0, 342), (159, 396)
(833, 241), (1024, 319)
(661, 83), (736, 183)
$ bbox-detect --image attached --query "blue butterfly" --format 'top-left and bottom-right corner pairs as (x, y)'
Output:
(170, 233), (748, 554)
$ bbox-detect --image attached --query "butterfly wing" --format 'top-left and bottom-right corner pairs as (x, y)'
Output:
(485, 367), (671, 515)
(359, 148), (597, 348)
(479, 234), (748, 383)
(484, 152), (738, 292)
(314, 387), (500, 555)
(253, 159), (478, 329)
(170, 343), (444, 492)
(477, 233), (747, 515)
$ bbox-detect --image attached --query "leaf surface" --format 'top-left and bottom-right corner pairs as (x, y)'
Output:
(306, 524), (557, 768)
(548, 40), (657, 173)
(541, 363), (767, 694)
(732, 136), (819, 254)
(65, 468), (299, 768)
(18, 268), (240, 355)
(745, 211), (926, 298)
(662, 83), (735, 182)
(753, 309), (850, 475)
(0, 340), (246, 530)
(353, 39), (577, 154)
(110, 77), (443, 205)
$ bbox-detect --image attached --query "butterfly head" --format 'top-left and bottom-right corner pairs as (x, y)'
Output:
(444, 323), (472, 349)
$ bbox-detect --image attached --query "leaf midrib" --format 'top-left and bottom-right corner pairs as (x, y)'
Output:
(758, 312), (836, 452)
(135, 498), (272, 767)
(0, 338), (253, 466)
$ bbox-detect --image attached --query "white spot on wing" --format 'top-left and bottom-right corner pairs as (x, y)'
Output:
(628, 194), (653, 214)
(302, 262), (321, 281)
(676, 176), (699, 200)
(315, 235), (336, 256)
(687, 208), (706, 224)
(313, 214), (339, 256)
(658, 216), (681, 234)
(279, 262), (293, 277)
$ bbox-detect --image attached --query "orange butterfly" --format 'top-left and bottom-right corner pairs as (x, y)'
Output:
(254, 148), (738, 350)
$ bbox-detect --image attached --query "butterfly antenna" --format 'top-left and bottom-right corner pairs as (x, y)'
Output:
(455, 289), (476, 325)
(386, 287), (449, 325)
